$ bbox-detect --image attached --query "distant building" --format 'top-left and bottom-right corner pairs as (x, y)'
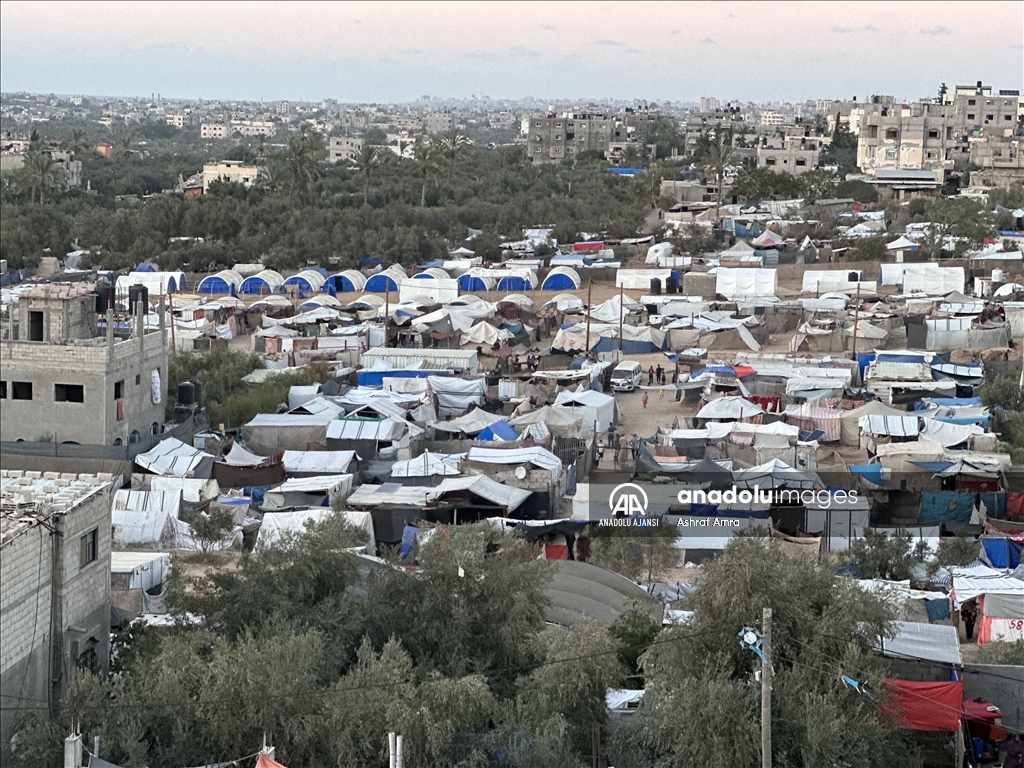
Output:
(202, 160), (259, 191)
(165, 113), (186, 129)
(760, 110), (785, 127)
(329, 136), (364, 164)
(0, 471), (114, 741)
(200, 123), (228, 139)
(699, 97), (721, 113)
(0, 283), (168, 446)
(756, 135), (825, 175)
(526, 114), (612, 163)
(425, 109), (455, 135)
(94, 141), (114, 159)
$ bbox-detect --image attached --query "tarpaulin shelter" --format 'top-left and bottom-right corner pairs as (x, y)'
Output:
(400, 277), (460, 304)
(111, 490), (180, 547)
(197, 269), (243, 295)
(414, 267), (451, 280)
(882, 680), (963, 731)
(553, 389), (616, 436)
(616, 269), (672, 290)
(477, 419), (517, 441)
(282, 450), (356, 477)
(508, 405), (584, 438)
(239, 269), (285, 295)
(262, 475), (354, 511)
(433, 406), (503, 435)
(135, 438), (214, 478)
(842, 401), (912, 446)
(391, 451), (462, 477)
(364, 267), (407, 292)
(496, 272), (534, 291)
(117, 271), (187, 295)
(283, 269), (326, 298)
(428, 376), (487, 416)
(951, 564), (1024, 643)
(696, 397), (764, 422)
(880, 264), (965, 294)
(457, 270), (496, 292)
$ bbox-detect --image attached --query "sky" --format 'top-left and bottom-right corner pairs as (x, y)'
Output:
(1, 1), (1022, 104)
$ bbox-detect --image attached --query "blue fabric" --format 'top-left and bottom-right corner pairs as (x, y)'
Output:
(496, 276), (531, 291)
(980, 492), (1007, 519)
(920, 491), (973, 523)
(935, 414), (991, 426)
(910, 461), (955, 473)
(477, 420), (517, 441)
(982, 537), (1022, 568)
(197, 276), (235, 295)
(541, 274), (579, 290)
(929, 397), (982, 407)
(925, 598), (951, 623)
(850, 464), (884, 487)
(399, 525), (419, 558)
(876, 353), (928, 363)
(458, 275), (489, 291)
(365, 274), (399, 292)
(357, 369), (439, 387)
(856, 353), (876, 383)
(591, 336), (666, 355)
(239, 276), (276, 295)
(243, 486), (268, 504)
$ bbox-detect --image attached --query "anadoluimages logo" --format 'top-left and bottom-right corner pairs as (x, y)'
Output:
(609, 483), (649, 517)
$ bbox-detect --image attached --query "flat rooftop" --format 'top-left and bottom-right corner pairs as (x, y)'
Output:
(1, 470), (114, 544)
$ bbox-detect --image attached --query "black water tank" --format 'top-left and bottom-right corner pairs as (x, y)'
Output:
(177, 381), (195, 405)
(650, 278), (662, 296)
(128, 284), (149, 315)
(95, 284), (114, 314)
(190, 379), (203, 407)
(666, 276), (678, 294)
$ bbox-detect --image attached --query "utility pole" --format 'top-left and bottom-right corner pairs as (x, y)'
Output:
(761, 607), (772, 768)
(850, 282), (861, 364)
(585, 280), (592, 354)
(384, 283), (390, 348)
(618, 284), (625, 356)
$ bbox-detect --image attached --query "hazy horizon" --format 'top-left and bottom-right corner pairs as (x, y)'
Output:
(2, 1), (1022, 104)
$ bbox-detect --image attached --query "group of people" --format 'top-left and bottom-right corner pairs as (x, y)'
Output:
(647, 365), (667, 386)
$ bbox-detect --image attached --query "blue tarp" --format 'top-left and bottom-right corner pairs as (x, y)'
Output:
(496, 275), (531, 291)
(356, 369), (442, 387)
(135, 261), (156, 272)
(925, 598), (951, 623)
(541, 273), (579, 290)
(196, 275), (236, 295)
(458, 275), (490, 292)
(364, 274), (400, 292)
(239, 276), (278, 295)
(360, 255), (382, 267)
(477, 420), (517, 442)
(606, 167), (643, 176)
(910, 461), (955, 474)
(876, 352), (931, 364)
(981, 537), (1023, 568)
(935, 414), (991, 426)
(850, 464), (884, 487)
(328, 273), (362, 292)
(980, 492), (1007, 519)
(592, 335), (666, 355)
(920, 491), (974, 523)
(400, 525), (419, 558)
(928, 397), (982, 407)
(856, 353), (876, 384)
(283, 274), (321, 298)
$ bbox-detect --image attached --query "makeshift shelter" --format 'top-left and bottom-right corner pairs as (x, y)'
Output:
(196, 269), (243, 295)
(457, 270), (496, 292)
(951, 565), (1024, 643)
(283, 269), (326, 298)
(135, 438), (214, 478)
(328, 269), (367, 293)
(239, 269), (285, 295)
(840, 400), (908, 445)
(882, 680), (963, 732)
(508, 405), (584, 437)
(242, 413), (335, 454)
(433, 406), (503, 435)
(696, 397), (764, 422)
(784, 403), (842, 442)
(616, 269), (672, 290)
(751, 229), (784, 248)
(256, 509), (373, 552)
(476, 420), (518, 442)
(391, 451), (462, 478)
(211, 442), (285, 487)
(541, 266), (582, 290)
(462, 321), (512, 347)
(496, 272), (534, 291)
(111, 490), (180, 547)
(428, 376), (487, 416)
(714, 267), (778, 299)
(553, 389), (615, 436)
(262, 475), (353, 510)
(543, 560), (661, 627)
(117, 271), (187, 295)
(282, 450), (356, 477)
(399, 277), (460, 304)
(880, 264), (965, 294)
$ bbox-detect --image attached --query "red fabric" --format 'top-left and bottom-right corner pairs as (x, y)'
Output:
(882, 679), (962, 732)
(1007, 492), (1024, 519)
(732, 365), (756, 379)
(544, 544), (568, 560)
(745, 395), (781, 413)
(573, 241), (603, 252)
(255, 755), (287, 768)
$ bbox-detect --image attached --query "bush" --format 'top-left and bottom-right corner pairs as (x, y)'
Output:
(975, 640), (1024, 666)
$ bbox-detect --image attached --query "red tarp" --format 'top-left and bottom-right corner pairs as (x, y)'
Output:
(732, 365), (756, 379)
(882, 679), (962, 732)
(573, 241), (604, 252)
(256, 755), (287, 768)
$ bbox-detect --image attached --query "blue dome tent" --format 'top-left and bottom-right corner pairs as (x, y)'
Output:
(457, 272), (495, 292)
(497, 274), (532, 291)
(283, 270), (326, 298)
(328, 269), (366, 293)
(541, 266), (581, 291)
(196, 270), (243, 295)
(239, 269), (285, 295)
(364, 267), (406, 293)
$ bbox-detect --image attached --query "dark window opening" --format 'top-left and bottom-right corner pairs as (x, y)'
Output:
(0, 381), (6, 399)
(135, 374), (141, 385)
(12, 381), (32, 400)
(54, 384), (84, 403)
(928, 130), (938, 138)
(114, 380), (124, 399)
(80, 528), (98, 567)
(29, 311), (44, 341)
(795, 159), (807, 166)
(967, 114), (975, 120)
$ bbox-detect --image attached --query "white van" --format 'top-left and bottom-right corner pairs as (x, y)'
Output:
(610, 361), (643, 392)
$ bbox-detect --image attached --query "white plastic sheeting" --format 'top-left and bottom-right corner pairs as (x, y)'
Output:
(391, 451), (463, 477)
(428, 376), (487, 416)
(874, 621), (962, 666)
(616, 269), (672, 290)
(111, 490), (180, 547)
(282, 450), (356, 475)
(696, 397), (764, 420)
(880, 264), (965, 294)
(399, 277), (460, 304)
(255, 509), (375, 553)
(433, 406), (502, 434)
(466, 445), (561, 471)
(714, 268), (778, 299)
(951, 565), (1024, 604)
(553, 389), (615, 436)
(920, 420), (984, 447)
(135, 438), (214, 477)
(858, 415), (920, 437)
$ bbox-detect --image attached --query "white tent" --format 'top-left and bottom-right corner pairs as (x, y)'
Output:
(111, 489), (180, 547)
(721, 240), (756, 255)
(256, 509), (374, 553)
(751, 229), (783, 247)
(879, 264), (964, 294)
(135, 438), (214, 477)
(553, 389), (615, 436)
(462, 321), (512, 346)
(886, 236), (918, 251)
(399, 277), (460, 304)
(616, 269), (672, 290)
(433, 406), (503, 434)
(715, 268), (778, 299)
(696, 397), (764, 421)
(391, 451), (463, 477)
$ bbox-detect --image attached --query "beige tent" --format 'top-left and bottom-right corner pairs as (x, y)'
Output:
(840, 400), (908, 446)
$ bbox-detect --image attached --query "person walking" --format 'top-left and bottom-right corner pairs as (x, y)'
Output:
(961, 602), (977, 641)
(656, 365), (664, 385)
(659, 388), (664, 399)
(597, 441), (605, 466)
(642, 392), (649, 408)
(648, 366), (655, 385)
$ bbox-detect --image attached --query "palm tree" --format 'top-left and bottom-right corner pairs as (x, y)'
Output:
(254, 132), (268, 164)
(115, 134), (136, 185)
(63, 129), (89, 158)
(698, 130), (735, 219)
(276, 135), (319, 197)
(354, 143), (383, 205)
(811, 113), (828, 137)
(621, 144), (642, 167)
(413, 141), (438, 207)
(20, 149), (66, 204)
(435, 128), (471, 184)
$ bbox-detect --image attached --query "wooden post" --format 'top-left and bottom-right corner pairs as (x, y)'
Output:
(850, 282), (861, 364)
(761, 607), (772, 768)
(167, 291), (176, 352)
(585, 280), (592, 355)
(618, 284), (624, 355)
(384, 283), (390, 348)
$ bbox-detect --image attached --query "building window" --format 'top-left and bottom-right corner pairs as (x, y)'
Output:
(114, 380), (124, 399)
(766, 158), (776, 166)
(967, 114), (975, 120)
(80, 528), (98, 568)
(885, 129), (898, 140)
(796, 159), (807, 166)
(12, 381), (32, 400)
(928, 130), (938, 138)
(1007, 115), (1014, 121)
(885, 149), (898, 159)
(0, 381), (5, 399)
(135, 374), (141, 385)
(968, 99), (976, 106)
(151, 421), (161, 435)
(54, 384), (84, 403)
(986, 115), (994, 122)
(29, 310), (44, 341)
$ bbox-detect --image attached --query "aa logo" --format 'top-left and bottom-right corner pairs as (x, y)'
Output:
(609, 483), (648, 517)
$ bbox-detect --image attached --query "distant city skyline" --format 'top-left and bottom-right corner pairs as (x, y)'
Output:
(1, 1), (1022, 103)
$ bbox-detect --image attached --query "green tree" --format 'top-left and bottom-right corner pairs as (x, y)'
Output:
(820, 123), (859, 175)
(920, 196), (996, 257)
(836, 178), (879, 204)
(436, 127), (472, 184)
(980, 373), (1024, 412)
(696, 130), (734, 217)
(412, 140), (439, 207)
(730, 166), (803, 202)
(62, 128), (89, 158)
(609, 604), (661, 681)
(588, 516), (679, 583)
(17, 149), (67, 204)
(799, 168), (838, 203)
(354, 143), (384, 205)
(842, 528), (929, 580)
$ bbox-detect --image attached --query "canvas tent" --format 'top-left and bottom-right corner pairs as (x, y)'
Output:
(714, 268), (778, 299)
(135, 438), (214, 478)
(879, 264), (964, 294)
(541, 267), (581, 290)
(111, 489), (180, 547)
(616, 269), (672, 290)
(328, 270), (367, 292)
(283, 270), (326, 298)
(696, 397), (764, 421)
(197, 270), (243, 295)
(553, 389), (615, 436)
(239, 269), (285, 295)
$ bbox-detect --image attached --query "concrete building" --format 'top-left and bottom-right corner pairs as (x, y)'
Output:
(760, 110), (785, 127)
(0, 471), (114, 741)
(526, 114), (613, 163)
(699, 97), (721, 114)
(425, 109), (455, 135)
(756, 135), (825, 175)
(200, 123), (227, 139)
(165, 113), (186, 129)
(329, 136), (364, 164)
(230, 119), (276, 137)
(969, 137), (1024, 187)
(202, 160), (259, 191)
(0, 283), (168, 446)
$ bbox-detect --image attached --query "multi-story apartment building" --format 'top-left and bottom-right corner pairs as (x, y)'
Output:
(425, 109), (455, 135)
(856, 84), (1020, 174)
(202, 160), (259, 191)
(526, 113), (613, 163)
(756, 135), (826, 175)
(200, 123), (227, 139)
(760, 110), (785, 127)
(329, 136), (364, 164)
(0, 284), (168, 446)
(1, 471), (114, 741)
(699, 97), (721, 114)
(165, 113), (186, 129)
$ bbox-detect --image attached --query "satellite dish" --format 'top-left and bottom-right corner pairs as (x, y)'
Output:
(514, 466), (527, 480)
